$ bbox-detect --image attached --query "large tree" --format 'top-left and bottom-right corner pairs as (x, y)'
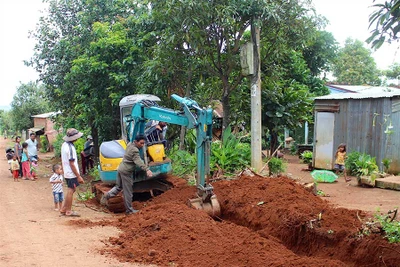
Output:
(147, 0), (324, 129)
(11, 82), (50, 132)
(384, 62), (400, 79)
(367, 0), (400, 49)
(29, 0), (142, 147)
(0, 110), (14, 135)
(332, 38), (381, 85)
(302, 30), (339, 77)
(29, 0), (338, 155)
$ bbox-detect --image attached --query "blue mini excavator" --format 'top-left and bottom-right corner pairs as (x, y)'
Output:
(94, 94), (221, 217)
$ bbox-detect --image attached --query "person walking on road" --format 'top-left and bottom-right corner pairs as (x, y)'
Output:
(101, 135), (153, 215)
(59, 128), (84, 217)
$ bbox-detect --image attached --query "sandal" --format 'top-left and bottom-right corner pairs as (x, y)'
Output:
(63, 211), (81, 217)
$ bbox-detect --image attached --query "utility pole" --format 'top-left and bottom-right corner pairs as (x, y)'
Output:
(250, 22), (262, 172)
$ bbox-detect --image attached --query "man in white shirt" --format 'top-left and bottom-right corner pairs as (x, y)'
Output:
(26, 132), (38, 161)
(59, 128), (84, 217)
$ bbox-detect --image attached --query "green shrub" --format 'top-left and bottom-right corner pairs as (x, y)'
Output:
(88, 166), (100, 181)
(346, 152), (379, 177)
(169, 148), (197, 177)
(74, 138), (85, 157)
(210, 127), (251, 175)
(345, 151), (361, 175)
(169, 127), (251, 178)
(289, 143), (297, 155)
(375, 212), (400, 243)
(300, 151), (313, 164)
(382, 158), (392, 173)
(39, 135), (48, 153)
(53, 133), (64, 158)
(77, 189), (95, 201)
(268, 157), (286, 176)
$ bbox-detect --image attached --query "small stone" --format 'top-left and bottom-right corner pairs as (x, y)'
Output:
(148, 249), (156, 256)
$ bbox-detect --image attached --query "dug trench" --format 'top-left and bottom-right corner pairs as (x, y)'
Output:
(74, 175), (400, 266)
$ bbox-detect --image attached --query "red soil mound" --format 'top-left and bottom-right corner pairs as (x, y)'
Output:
(81, 175), (400, 266)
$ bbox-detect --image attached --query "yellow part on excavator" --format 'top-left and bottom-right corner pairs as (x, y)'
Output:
(147, 143), (165, 162)
(99, 140), (127, 171)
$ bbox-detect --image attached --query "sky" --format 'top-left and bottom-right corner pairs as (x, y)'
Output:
(0, 0), (399, 107)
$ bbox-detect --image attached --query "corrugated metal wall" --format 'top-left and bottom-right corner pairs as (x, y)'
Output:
(315, 96), (400, 174)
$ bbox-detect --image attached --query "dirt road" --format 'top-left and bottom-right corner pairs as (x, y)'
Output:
(285, 154), (400, 213)
(0, 138), (139, 267)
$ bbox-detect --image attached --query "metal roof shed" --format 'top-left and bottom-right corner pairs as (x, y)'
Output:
(313, 92), (400, 173)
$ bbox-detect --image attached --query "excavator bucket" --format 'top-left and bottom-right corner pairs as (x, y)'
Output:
(189, 194), (221, 218)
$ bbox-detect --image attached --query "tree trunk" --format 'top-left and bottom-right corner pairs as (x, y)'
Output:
(269, 130), (279, 157)
(92, 126), (98, 159)
(221, 77), (231, 130)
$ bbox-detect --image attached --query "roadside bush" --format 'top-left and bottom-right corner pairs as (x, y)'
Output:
(169, 148), (197, 177)
(53, 133), (64, 158)
(88, 166), (100, 181)
(169, 127), (251, 178)
(300, 150), (313, 164)
(268, 157), (286, 176)
(346, 152), (378, 177)
(375, 211), (400, 243)
(77, 188), (95, 201)
(289, 143), (297, 155)
(345, 151), (361, 175)
(382, 158), (392, 173)
(39, 135), (48, 153)
(210, 127), (251, 175)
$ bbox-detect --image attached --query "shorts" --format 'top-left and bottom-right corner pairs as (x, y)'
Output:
(334, 164), (345, 171)
(66, 178), (80, 189)
(53, 192), (64, 203)
(29, 155), (38, 162)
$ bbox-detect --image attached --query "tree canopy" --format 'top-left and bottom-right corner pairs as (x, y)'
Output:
(384, 62), (400, 79)
(367, 0), (400, 49)
(28, 0), (338, 148)
(11, 82), (50, 132)
(332, 38), (381, 85)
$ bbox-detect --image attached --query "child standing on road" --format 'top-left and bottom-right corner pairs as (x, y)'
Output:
(10, 155), (20, 182)
(21, 142), (34, 181)
(335, 143), (350, 182)
(49, 164), (64, 211)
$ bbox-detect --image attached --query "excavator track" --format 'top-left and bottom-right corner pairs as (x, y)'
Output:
(92, 183), (125, 213)
(92, 175), (174, 213)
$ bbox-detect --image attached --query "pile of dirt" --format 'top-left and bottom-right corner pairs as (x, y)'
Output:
(79, 175), (400, 266)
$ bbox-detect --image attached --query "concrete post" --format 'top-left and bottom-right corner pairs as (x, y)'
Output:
(250, 23), (262, 172)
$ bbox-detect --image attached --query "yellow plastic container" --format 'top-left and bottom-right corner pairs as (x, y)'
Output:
(147, 143), (165, 162)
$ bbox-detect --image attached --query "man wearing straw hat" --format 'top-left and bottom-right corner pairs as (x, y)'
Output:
(59, 128), (85, 217)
